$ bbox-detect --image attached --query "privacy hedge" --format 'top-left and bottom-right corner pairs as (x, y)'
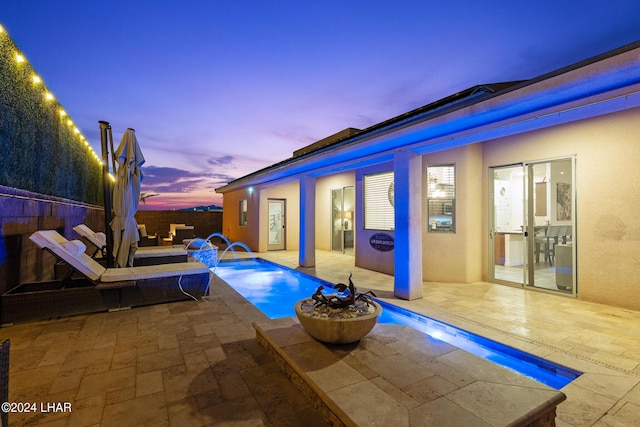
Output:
(0, 29), (102, 205)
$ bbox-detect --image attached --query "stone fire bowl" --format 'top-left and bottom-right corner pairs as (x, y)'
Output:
(294, 299), (382, 344)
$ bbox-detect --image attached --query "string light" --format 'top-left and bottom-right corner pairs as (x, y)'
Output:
(1, 25), (101, 164)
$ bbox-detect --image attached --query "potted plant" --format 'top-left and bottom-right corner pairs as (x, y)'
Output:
(294, 273), (382, 344)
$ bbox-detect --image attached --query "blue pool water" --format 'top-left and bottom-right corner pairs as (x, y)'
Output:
(213, 258), (581, 389)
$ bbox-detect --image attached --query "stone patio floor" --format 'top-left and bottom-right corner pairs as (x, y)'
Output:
(0, 249), (638, 426)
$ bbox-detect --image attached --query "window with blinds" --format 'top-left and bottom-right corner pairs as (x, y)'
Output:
(427, 164), (455, 233)
(239, 199), (247, 226)
(364, 171), (395, 230)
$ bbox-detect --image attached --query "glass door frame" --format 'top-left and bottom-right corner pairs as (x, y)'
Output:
(488, 156), (577, 296)
(523, 156), (577, 297)
(267, 198), (286, 251)
(489, 163), (526, 288)
(331, 186), (355, 254)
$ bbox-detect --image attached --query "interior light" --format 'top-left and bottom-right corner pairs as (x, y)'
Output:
(44, 92), (54, 101)
(32, 75), (41, 84)
(15, 54), (25, 63)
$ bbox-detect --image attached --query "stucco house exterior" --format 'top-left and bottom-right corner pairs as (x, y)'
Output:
(216, 41), (640, 311)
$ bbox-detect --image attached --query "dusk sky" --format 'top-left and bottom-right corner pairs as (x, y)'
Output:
(2, 1), (640, 209)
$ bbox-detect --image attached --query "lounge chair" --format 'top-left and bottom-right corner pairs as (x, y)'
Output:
(73, 224), (189, 266)
(1, 230), (212, 324)
(138, 224), (159, 246)
(173, 226), (195, 246)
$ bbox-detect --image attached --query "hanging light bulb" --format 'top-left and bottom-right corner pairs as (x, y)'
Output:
(3, 27), (99, 171)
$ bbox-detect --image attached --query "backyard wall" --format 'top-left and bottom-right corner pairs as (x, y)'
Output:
(0, 29), (105, 300)
(482, 106), (640, 311)
(0, 28), (102, 205)
(135, 210), (223, 242)
(0, 185), (104, 294)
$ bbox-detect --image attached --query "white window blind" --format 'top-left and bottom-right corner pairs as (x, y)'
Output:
(364, 171), (395, 230)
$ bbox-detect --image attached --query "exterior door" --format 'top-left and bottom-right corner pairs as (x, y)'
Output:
(525, 158), (576, 295)
(490, 165), (526, 286)
(267, 199), (285, 250)
(489, 158), (577, 295)
(331, 186), (355, 254)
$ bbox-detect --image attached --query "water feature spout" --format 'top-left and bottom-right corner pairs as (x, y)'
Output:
(189, 233), (257, 276)
(217, 241), (257, 263)
(178, 233), (259, 301)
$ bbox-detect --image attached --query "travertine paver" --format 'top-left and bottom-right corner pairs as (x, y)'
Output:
(256, 322), (565, 426)
(256, 250), (640, 426)
(0, 283), (331, 426)
(1, 249), (639, 426)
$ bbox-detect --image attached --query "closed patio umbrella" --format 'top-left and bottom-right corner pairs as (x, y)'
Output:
(111, 128), (145, 267)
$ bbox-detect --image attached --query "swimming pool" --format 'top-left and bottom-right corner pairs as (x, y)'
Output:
(213, 257), (581, 389)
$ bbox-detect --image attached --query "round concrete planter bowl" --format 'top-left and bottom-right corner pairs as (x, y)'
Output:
(294, 299), (382, 344)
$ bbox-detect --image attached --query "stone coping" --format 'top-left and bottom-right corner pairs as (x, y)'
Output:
(253, 322), (566, 427)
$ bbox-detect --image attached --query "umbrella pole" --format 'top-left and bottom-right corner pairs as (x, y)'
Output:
(99, 120), (115, 268)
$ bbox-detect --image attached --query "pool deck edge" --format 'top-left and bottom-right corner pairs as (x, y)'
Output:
(253, 322), (354, 427)
(253, 321), (566, 427)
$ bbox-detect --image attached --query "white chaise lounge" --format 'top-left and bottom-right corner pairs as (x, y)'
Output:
(73, 224), (189, 266)
(2, 230), (212, 324)
(31, 230), (210, 287)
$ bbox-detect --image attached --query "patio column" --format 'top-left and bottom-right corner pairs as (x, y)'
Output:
(393, 149), (423, 300)
(299, 175), (316, 267)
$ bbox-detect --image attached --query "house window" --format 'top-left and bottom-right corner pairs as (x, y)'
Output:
(427, 164), (455, 233)
(239, 199), (247, 226)
(364, 171), (395, 230)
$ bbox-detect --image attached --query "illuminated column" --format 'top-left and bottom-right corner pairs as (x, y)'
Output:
(299, 175), (316, 267)
(393, 150), (423, 300)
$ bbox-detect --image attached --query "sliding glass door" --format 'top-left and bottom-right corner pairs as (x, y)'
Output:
(331, 186), (354, 254)
(490, 165), (526, 285)
(526, 158), (575, 294)
(489, 157), (576, 295)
